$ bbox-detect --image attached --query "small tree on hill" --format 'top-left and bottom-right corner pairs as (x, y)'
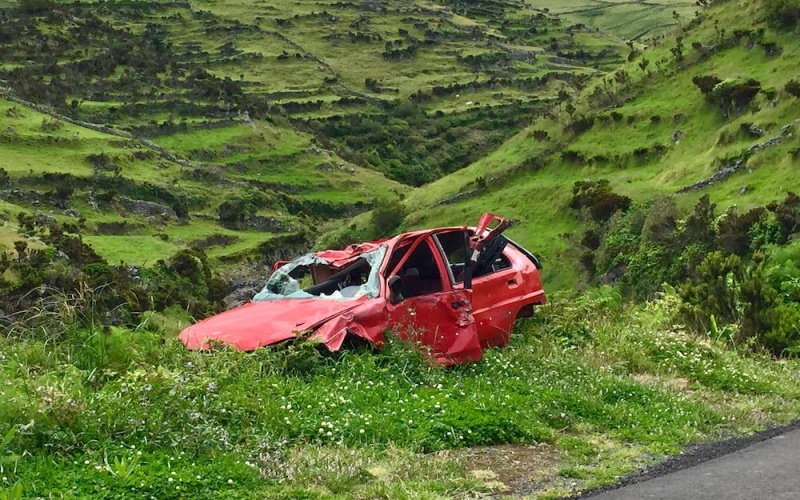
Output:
(704, 78), (762, 117)
(692, 74), (722, 94)
(785, 79), (800, 98)
(370, 198), (407, 239)
(18, 0), (51, 13)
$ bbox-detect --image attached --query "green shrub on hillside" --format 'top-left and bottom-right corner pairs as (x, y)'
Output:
(679, 251), (800, 355)
(17, 0), (51, 14)
(569, 180), (632, 222)
(1, 219), (227, 338)
(766, 0), (800, 30)
(786, 79), (800, 97)
(575, 190), (800, 345)
(707, 78), (762, 117)
(369, 198), (407, 240)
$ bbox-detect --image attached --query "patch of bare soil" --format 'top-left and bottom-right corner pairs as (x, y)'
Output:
(457, 442), (562, 497)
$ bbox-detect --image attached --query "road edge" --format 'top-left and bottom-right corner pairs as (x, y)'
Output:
(568, 419), (800, 499)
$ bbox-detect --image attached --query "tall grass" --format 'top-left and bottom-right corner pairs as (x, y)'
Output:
(2, 289), (798, 497)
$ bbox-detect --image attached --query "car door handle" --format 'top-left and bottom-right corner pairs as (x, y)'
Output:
(507, 279), (517, 285)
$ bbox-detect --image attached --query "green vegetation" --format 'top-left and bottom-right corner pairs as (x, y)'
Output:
(0, 0), (626, 267)
(2, 0), (800, 497)
(393, 0), (800, 293)
(2, 289), (798, 497)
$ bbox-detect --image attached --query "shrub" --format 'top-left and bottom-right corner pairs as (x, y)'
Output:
(717, 207), (768, 255)
(369, 198), (407, 239)
(767, 191), (800, 241)
(786, 79), (800, 97)
(532, 129), (549, 140)
(569, 180), (632, 222)
(766, 0), (800, 30)
(678, 252), (743, 332)
(707, 78), (762, 117)
(681, 195), (717, 248)
(679, 251), (800, 355)
(18, 0), (51, 13)
(692, 75), (722, 94)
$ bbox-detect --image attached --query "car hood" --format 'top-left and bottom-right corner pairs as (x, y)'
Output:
(179, 298), (364, 351)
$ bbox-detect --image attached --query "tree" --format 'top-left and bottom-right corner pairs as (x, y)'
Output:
(785, 79), (800, 97)
(18, 0), (52, 13)
(708, 78), (761, 117)
(692, 74), (722, 94)
(369, 199), (407, 239)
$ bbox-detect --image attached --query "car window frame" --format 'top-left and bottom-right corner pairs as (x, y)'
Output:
(385, 234), (452, 298)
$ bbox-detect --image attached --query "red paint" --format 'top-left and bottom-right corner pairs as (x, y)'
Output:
(180, 213), (546, 364)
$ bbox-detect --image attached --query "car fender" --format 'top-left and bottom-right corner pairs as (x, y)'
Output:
(309, 298), (389, 351)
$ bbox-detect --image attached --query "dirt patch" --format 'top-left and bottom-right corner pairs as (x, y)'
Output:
(457, 442), (562, 497)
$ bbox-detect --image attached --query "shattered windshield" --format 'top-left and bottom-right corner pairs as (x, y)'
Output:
(253, 246), (387, 302)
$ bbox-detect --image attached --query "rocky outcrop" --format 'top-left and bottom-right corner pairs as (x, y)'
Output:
(119, 198), (177, 219)
(678, 118), (800, 193)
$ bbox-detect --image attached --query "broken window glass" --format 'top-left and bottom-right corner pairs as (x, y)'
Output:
(252, 246), (387, 302)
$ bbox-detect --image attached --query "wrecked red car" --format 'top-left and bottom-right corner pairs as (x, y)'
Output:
(180, 213), (546, 364)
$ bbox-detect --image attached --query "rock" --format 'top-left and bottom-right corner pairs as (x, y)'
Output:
(35, 214), (57, 226)
(119, 197), (177, 220)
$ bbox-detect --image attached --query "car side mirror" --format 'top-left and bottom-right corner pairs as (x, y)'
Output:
(388, 275), (403, 304)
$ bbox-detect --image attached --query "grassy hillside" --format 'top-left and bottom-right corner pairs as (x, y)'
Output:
(3, 0), (800, 498)
(529, 0), (700, 40)
(382, 0), (800, 291)
(0, 0), (629, 266)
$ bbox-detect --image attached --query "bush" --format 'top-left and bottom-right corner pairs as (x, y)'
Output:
(679, 251), (800, 355)
(707, 78), (762, 117)
(18, 0), (51, 13)
(766, 0), (800, 30)
(692, 75), (722, 94)
(678, 252), (744, 333)
(786, 79), (800, 97)
(369, 198), (407, 239)
(569, 180), (632, 222)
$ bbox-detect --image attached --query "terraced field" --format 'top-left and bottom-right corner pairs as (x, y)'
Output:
(0, 0), (626, 265)
(527, 0), (700, 40)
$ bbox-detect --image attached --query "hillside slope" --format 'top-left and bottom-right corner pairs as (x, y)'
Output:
(0, 0), (629, 265)
(388, 0), (800, 290)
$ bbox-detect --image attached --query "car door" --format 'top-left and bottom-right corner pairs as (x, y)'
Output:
(434, 226), (521, 348)
(384, 234), (483, 365)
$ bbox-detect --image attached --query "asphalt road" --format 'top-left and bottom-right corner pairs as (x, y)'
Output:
(587, 428), (800, 499)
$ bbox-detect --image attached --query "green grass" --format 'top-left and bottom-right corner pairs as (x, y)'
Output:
(2, 290), (798, 497)
(528, 0), (700, 40)
(385, 0), (800, 293)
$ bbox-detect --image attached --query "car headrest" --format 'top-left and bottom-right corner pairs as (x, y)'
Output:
(403, 267), (420, 277)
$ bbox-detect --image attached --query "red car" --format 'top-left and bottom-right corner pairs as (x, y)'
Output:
(180, 213), (546, 365)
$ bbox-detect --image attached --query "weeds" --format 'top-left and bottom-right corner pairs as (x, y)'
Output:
(2, 290), (798, 496)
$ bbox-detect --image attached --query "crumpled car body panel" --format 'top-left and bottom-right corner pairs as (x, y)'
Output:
(180, 213), (546, 365)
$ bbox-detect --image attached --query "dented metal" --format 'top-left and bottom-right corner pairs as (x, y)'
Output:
(179, 212), (546, 364)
